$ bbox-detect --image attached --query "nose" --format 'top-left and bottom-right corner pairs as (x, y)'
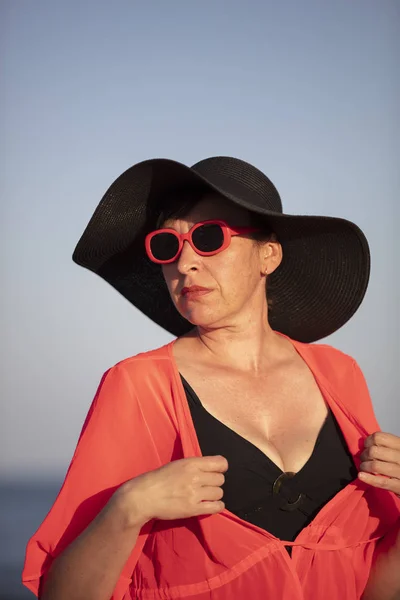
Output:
(175, 240), (201, 274)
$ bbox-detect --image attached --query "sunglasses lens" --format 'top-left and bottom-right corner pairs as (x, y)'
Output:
(192, 223), (224, 253)
(150, 232), (179, 261)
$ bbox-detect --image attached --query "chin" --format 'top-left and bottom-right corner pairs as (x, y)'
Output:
(179, 308), (225, 329)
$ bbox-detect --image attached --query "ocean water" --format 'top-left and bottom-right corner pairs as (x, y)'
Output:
(0, 480), (61, 600)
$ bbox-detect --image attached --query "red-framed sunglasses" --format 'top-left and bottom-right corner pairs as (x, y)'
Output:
(145, 220), (259, 264)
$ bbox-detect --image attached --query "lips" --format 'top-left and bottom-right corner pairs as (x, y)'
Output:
(181, 286), (211, 296)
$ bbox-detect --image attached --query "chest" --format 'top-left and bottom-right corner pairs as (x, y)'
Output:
(179, 363), (329, 473)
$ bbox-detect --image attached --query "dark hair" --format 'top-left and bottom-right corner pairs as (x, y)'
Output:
(155, 188), (208, 228)
(155, 187), (276, 310)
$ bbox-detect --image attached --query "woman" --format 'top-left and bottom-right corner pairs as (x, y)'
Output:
(23, 157), (400, 599)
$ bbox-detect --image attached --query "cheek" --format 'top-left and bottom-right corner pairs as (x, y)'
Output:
(213, 249), (259, 294)
(161, 266), (177, 296)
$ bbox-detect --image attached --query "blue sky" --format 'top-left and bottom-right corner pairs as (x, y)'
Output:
(1, 0), (399, 478)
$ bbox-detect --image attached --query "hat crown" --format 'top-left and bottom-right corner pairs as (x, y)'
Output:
(191, 156), (283, 214)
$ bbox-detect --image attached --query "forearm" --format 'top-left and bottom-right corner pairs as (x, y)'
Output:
(362, 526), (400, 600)
(40, 485), (145, 600)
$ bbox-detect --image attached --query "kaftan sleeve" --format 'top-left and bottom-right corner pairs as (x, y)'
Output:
(350, 359), (400, 515)
(22, 363), (172, 599)
(350, 359), (381, 431)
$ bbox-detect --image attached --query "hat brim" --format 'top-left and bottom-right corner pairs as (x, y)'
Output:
(73, 158), (370, 343)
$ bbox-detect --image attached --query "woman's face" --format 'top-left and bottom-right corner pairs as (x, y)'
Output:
(161, 193), (282, 330)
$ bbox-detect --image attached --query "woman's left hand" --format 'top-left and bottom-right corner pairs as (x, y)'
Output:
(358, 431), (400, 496)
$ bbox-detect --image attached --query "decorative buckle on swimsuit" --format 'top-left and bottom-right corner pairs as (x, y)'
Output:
(272, 472), (305, 512)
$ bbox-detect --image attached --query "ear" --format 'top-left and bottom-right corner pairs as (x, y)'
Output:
(260, 239), (282, 276)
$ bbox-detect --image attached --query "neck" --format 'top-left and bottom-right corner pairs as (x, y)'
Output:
(193, 310), (291, 375)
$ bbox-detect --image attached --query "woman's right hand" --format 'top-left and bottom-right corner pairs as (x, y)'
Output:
(117, 455), (229, 527)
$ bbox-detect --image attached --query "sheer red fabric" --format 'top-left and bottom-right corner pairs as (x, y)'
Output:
(22, 337), (400, 599)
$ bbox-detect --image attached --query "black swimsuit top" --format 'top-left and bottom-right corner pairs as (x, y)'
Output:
(181, 375), (358, 545)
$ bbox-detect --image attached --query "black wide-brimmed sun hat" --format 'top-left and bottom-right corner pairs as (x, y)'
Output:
(72, 156), (370, 343)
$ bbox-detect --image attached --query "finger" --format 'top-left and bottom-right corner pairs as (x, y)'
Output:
(364, 432), (400, 450)
(195, 500), (225, 516)
(198, 455), (229, 473)
(359, 459), (400, 479)
(199, 486), (224, 502)
(358, 471), (400, 495)
(200, 472), (225, 487)
(360, 445), (400, 465)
